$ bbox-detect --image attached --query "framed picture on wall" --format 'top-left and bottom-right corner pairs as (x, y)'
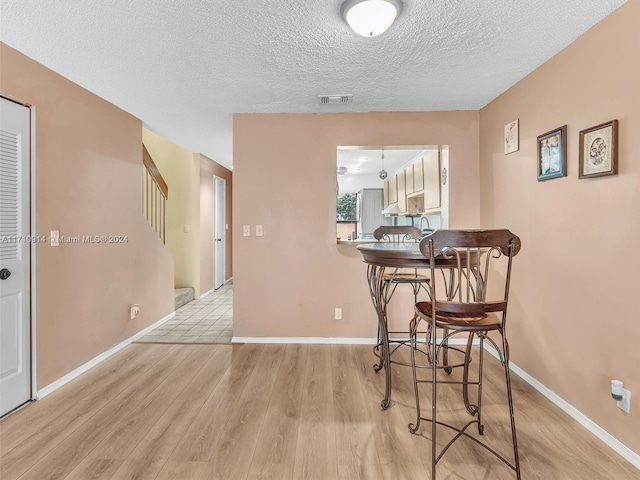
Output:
(579, 120), (618, 178)
(537, 125), (567, 181)
(504, 119), (519, 154)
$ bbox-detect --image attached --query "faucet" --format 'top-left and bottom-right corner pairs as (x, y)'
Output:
(419, 216), (431, 231)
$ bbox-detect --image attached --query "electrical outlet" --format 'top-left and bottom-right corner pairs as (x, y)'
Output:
(130, 304), (140, 320)
(334, 308), (342, 320)
(618, 388), (631, 414)
(184, 224), (191, 233)
(256, 225), (263, 237)
(243, 225), (250, 237)
(50, 230), (59, 247)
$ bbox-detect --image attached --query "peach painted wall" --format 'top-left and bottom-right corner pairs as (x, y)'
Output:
(199, 154), (233, 293)
(479, 0), (639, 454)
(143, 129), (201, 295)
(0, 43), (174, 387)
(233, 112), (480, 338)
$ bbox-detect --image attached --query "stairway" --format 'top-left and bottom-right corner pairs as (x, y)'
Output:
(175, 287), (194, 310)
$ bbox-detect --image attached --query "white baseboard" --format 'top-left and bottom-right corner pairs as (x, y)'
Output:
(199, 278), (233, 299)
(198, 288), (215, 299)
(484, 345), (640, 471)
(389, 336), (479, 346)
(232, 336), (378, 345)
(231, 336), (477, 346)
(37, 311), (175, 399)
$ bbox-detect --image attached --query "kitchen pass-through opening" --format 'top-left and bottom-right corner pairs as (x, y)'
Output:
(336, 145), (449, 242)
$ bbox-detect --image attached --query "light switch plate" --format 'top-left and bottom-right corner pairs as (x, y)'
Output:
(243, 225), (250, 237)
(256, 225), (263, 237)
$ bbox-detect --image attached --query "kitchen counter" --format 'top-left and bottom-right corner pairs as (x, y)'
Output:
(336, 239), (377, 246)
(338, 229), (435, 247)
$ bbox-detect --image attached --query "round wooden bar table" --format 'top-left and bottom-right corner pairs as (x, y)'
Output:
(357, 242), (462, 410)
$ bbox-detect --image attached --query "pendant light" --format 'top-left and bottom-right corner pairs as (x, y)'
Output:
(378, 147), (388, 180)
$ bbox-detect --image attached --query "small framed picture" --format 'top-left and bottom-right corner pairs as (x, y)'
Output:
(504, 119), (519, 154)
(537, 125), (567, 181)
(579, 120), (618, 179)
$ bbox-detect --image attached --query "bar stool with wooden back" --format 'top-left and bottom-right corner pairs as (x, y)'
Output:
(408, 229), (522, 479)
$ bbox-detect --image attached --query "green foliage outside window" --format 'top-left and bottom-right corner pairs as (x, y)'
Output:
(336, 193), (357, 222)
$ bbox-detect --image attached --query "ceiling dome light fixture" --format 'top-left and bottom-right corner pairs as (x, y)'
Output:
(341, 0), (403, 37)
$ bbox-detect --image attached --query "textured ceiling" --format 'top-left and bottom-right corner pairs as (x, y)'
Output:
(0, 0), (626, 167)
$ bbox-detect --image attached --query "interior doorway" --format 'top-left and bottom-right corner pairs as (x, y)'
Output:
(213, 176), (226, 290)
(0, 97), (32, 417)
(135, 170), (233, 346)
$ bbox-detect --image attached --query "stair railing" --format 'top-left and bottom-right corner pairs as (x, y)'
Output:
(142, 145), (168, 243)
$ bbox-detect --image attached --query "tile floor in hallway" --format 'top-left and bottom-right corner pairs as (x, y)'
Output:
(137, 283), (233, 344)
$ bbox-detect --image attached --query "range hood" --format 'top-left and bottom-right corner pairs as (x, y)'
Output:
(381, 202), (401, 216)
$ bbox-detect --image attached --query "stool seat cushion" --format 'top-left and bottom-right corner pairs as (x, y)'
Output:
(415, 301), (501, 328)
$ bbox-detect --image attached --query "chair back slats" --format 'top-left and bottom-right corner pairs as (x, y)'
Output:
(420, 229), (521, 257)
(420, 230), (520, 318)
(374, 226), (421, 244)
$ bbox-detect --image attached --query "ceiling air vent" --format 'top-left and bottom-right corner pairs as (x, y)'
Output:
(318, 94), (353, 105)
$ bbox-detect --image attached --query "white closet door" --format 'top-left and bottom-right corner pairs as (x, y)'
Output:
(0, 97), (31, 416)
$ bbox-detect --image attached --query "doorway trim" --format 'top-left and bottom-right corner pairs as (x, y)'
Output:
(29, 104), (38, 399)
(213, 175), (226, 290)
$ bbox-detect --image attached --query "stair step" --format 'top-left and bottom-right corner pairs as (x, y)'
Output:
(175, 287), (195, 310)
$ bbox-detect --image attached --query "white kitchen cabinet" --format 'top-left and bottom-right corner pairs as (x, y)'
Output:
(423, 150), (441, 211)
(414, 157), (424, 192)
(405, 165), (414, 195)
(396, 170), (407, 214)
(388, 176), (398, 204)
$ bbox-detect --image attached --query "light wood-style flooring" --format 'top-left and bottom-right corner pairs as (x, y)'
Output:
(0, 343), (638, 480)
